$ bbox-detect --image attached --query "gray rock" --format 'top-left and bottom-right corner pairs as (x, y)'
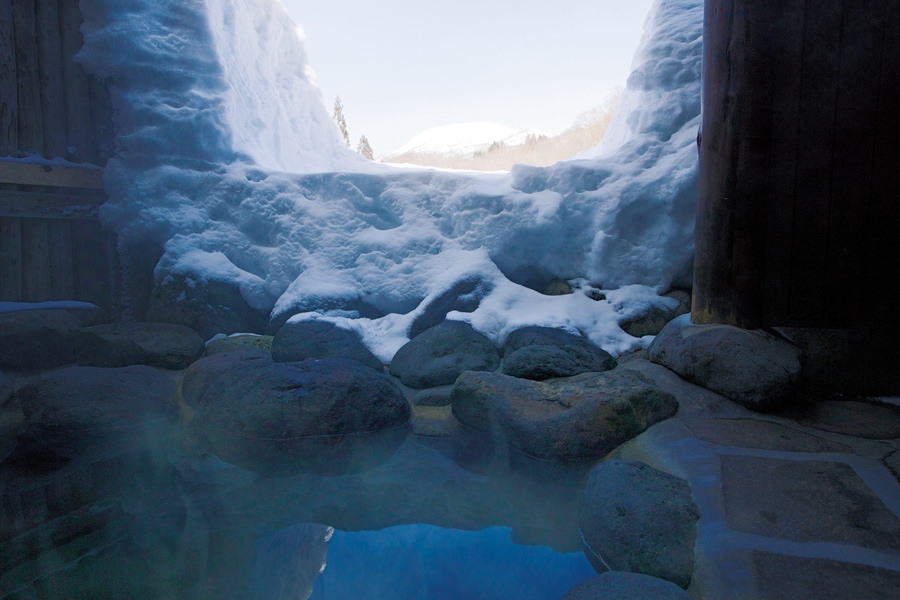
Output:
(192, 358), (410, 475)
(0, 309), (81, 370)
(451, 369), (678, 460)
(620, 291), (691, 338)
(502, 326), (616, 380)
(147, 273), (270, 340)
(272, 320), (383, 371)
(560, 572), (693, 600)
(206, 334), (273, 356)
(391, 321), (500, 389)
(0, 371), (12, 405)
(16, 365), (177, 459)
(648, 314), (801, 412)
(413, 387), (453, 407)
(579, 460), (698, 589)
(77, 322), (205, 370)
(409, 277), (493, 339)
(181, 347), (273, 409)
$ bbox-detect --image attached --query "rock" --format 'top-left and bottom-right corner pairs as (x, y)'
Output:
(797, 399), (900, 440)
(1, 371), (21, 464)
(620, 291), (691, 338)
(0, 371), (12, 405)
(192, 358), (410, 475)
(648, 314), (801, 412)
(0, 309), (81, 370)
(391, 321), (500, 389)
(560, 572), (693, 600)
(206, 334), (273, 356)
(16, 365), (178, 459)
(579, 460), (699, 588)
(501, 326), (616, 380)
(76, 322), (205, 370)
(147, 273), (270, 340)
(451, 369), (678, 460)
(181, 347), (273, 409)
(267, 297), (385, 335)
(780, 326), (900, 396)
(271, 320), (383, 371)
(409, 276), (493, 339)
(413, 387), (453, 407)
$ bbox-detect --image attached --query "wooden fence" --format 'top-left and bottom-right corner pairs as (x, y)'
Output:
(0, 0), (119, 315)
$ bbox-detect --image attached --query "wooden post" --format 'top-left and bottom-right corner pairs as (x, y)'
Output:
(694, 0), (900, 329)
(20, 217), (51, 301)
(48, 219), (74, 299)
(0, 0), (17, 156)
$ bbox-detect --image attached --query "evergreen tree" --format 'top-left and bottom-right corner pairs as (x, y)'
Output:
(333, 96), (350, 147)
(357, 135), (374, 160)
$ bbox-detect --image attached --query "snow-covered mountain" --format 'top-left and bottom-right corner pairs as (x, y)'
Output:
(386, 122), (548, 159)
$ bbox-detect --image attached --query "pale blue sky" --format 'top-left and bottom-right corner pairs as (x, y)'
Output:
(278, 0), (654, 156)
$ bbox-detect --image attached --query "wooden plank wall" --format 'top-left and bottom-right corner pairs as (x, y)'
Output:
(694, 0), (900, 329)
(0, 0), (119, 316)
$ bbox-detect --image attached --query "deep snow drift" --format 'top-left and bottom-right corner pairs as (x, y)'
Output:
(76, 0), (703, 361)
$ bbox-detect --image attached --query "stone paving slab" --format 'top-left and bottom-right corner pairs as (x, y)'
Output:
(721, 456), (900, 551)
(752, 552), (900, 600)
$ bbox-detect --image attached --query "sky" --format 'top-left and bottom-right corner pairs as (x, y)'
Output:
(278, 0), (655, 157)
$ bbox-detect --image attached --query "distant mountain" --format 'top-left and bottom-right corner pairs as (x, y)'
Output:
(385, 122), (548, 161)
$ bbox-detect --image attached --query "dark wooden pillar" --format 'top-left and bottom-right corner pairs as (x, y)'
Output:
(694, 0), (900, 329)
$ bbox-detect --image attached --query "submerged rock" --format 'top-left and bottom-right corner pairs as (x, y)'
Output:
(648, 314), (801, 412)
(560, 572), (694, 600)
(391, 321), (500, 389)
(451, 369), (678, 460)
(76, 322), (205, 370)
(0, 371), (11, 405)
(579, 460), (699, 589)
(192, 358), (410, 476)
(501, 326), (616, 380)
(1, 371), (20, 464)
(272, 320), (382, 371)
(16, 365), (177, 459)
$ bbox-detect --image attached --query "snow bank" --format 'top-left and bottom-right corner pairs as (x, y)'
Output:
(76, 0), (703, 361)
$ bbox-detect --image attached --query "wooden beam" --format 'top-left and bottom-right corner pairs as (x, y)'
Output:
(0, 0), (17, 155)
(0, 188), (105, 219)
(0, 160), (103, 188)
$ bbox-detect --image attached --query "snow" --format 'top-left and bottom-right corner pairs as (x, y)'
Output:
(386, 122), (549, 158)
(75, 0), (703, 362)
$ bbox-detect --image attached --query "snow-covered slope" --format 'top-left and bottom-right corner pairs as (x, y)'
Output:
(386, 122), (548, 159)
(76, 0), (703, 361)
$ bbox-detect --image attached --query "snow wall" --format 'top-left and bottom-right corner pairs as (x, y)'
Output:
(76, 0), (703, 360)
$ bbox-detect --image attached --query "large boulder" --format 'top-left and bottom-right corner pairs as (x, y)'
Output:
(502, 326), (616, 380)
(147, 273), (270, 340)
(16, 365), (177, 459)
(0, 309), (81, 370)
(390, 321), (500, 389)
(451, 369), (678, 460)
(648, 314), (801, 412)
(579, 460), (699, 589)
(76, 322), (205, 370)
(206, 334), (273, 356)
(192, 358), (410, 475)
(560, 572), (694, 600)
(408, 276), (493, 339)
(272, 320), (382, 371)
(181, 347), (273, 409)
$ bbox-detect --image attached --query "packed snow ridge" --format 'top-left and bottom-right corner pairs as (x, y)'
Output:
(386, 122), (550, 159)
(76, 0), (703, 362)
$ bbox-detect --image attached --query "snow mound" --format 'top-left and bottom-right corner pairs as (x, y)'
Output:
(76, 0), (703, 362)
(387, 122), (548, 158)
